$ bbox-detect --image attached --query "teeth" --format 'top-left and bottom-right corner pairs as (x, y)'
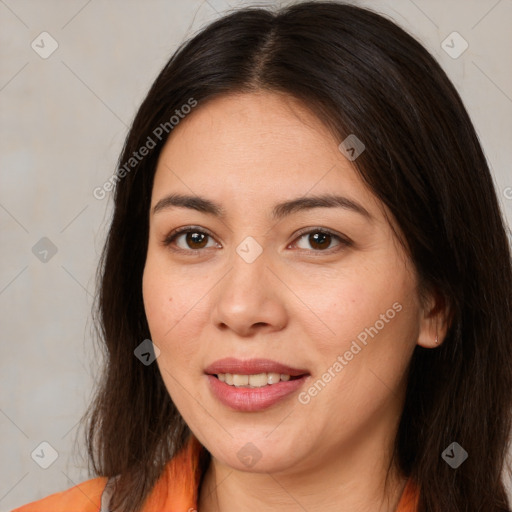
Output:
(267, 372), (280, 384)
(216, 372), (295, 388)
(249, 373), (268, 387)
(233, 374), (249, 387)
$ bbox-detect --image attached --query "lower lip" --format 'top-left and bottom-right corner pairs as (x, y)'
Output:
(206, 374), (309, 412)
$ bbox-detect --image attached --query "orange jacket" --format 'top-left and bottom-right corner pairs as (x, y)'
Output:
(12, 435), (419, 511)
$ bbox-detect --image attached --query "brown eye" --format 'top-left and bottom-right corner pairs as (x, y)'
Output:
(183, 231), (209, 249)
(293, 229), (349, 252)
(308, 232), (332, 250)
(163, 227), (217, 252)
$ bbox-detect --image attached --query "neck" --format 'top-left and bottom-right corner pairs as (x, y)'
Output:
(198, 432), (407, 512)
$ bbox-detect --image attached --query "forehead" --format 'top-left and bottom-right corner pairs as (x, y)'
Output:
(152, 91), (380, 216)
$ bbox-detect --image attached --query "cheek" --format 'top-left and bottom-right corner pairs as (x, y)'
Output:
(295, 261), (419, 375)
(142, 257), (201, 366)
(142, 262), (172, 339)
(143, 266), (200, 413)
(299, 278), (419, 429)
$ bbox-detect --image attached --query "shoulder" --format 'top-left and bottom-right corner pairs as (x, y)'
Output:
(11, 476), (109, 512)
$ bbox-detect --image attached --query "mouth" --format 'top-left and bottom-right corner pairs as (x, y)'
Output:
(204, 358), (310, 412)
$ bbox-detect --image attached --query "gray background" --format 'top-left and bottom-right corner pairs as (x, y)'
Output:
(1, 0), (511, 509)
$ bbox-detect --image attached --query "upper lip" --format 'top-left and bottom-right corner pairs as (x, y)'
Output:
(204, 358), (309, 377)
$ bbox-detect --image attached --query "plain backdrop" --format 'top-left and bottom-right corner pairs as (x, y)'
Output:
(1, 0), (511, 509)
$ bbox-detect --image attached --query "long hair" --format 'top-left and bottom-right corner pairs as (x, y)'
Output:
(83, 2), (512, 511)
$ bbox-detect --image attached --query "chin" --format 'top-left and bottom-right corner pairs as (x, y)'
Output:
(223, 453), (293, 474)
(206, 436), (303, 474)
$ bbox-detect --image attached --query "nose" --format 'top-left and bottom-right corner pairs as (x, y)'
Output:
(210, 242), (288, 338)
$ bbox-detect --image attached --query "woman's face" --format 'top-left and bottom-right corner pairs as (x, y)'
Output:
(142, 91), (431, 474)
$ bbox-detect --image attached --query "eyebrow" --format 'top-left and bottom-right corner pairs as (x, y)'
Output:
(152, 193), (372, 221)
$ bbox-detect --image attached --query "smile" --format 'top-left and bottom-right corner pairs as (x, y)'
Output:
(216, 372), (293, 387)
(204, 358), (310, 412)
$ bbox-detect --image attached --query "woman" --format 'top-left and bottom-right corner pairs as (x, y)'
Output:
(13, 1), (512, 511)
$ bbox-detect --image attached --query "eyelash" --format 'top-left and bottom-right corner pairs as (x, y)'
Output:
(162, 226), (352, 255)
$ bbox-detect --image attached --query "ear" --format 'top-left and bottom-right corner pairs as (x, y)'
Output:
(417, 289), (451, 349)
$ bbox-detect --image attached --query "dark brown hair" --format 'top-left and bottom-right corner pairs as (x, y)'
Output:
(83, 2), (512, 510)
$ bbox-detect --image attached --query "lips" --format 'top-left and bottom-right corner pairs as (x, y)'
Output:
(204, 357), (309, 377)
(204, 358), (310, 412)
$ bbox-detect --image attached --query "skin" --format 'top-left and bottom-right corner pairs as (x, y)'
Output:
(142, 91), (447, 512)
